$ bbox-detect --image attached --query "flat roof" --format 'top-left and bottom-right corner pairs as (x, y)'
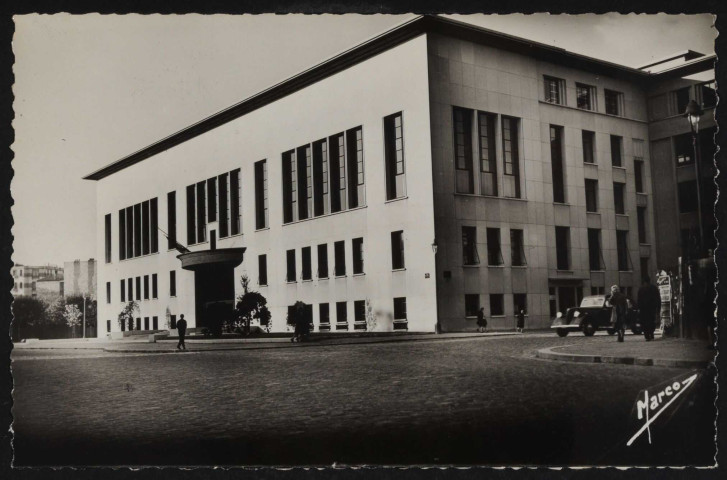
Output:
(83, 15), (712, 181)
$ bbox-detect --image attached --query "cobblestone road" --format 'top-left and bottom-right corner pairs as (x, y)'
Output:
(11, 335), (716, 467)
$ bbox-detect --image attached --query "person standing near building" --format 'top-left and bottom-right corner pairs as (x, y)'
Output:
(637, 276), (661, 341)
(516, 309), (525, 333)
(607, 285), (628, 342)
(476, 307), (487, 333)
(177, 314), (187, 351)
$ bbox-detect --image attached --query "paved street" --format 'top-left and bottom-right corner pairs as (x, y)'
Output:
(11, 334), (716, 467)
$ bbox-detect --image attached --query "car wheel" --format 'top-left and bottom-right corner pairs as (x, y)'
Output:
(556, 329), (569, 338)
(607, 328), (615, 335)
(582, 321), (596, 337)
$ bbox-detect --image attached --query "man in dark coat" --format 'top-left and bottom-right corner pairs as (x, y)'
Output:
(637, 276), (661, 341)
(476, 307), (487, 333)
(607, 285), (628, 342)
(177, 314), (188, 351)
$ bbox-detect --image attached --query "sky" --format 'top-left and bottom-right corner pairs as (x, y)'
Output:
(11, 13), (716, 267)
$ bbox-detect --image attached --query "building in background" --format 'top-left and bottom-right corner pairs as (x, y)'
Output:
(11, 264), (64, 297)
(84, 16), (715, 336)
(35, 276), (65, 297)
(63, 259), (97, 298)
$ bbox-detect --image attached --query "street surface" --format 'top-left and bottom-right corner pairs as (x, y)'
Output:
(11, 334), (716, 466)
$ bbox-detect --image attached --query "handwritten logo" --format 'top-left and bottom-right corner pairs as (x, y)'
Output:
(627, 372), (698, 446)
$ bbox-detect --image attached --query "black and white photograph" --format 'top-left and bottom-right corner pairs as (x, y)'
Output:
(5, 8), (722, 471)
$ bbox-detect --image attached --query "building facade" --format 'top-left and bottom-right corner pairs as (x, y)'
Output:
(63, 259), (97, 298)
(11, 264), (64, 297)
(86, 16), (715, 336)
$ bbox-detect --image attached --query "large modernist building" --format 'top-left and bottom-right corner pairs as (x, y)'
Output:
(85, 16), (715, 336)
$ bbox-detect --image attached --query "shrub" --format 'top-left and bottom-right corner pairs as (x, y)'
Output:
(235, 275), (272, 335)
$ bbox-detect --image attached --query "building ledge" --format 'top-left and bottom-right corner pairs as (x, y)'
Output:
(176, 247), (246, 271)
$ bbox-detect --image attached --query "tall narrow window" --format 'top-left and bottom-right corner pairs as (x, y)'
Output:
(605, 89), (623, 116)
(135, 277), (141, 301)
(170, 270), (176, 297)
(462, 226), (479, 265)
(490, 294), (504, 316)
(119, 209), (126, 261)
(354, 300), (366, 329)
(674, 134), (693, 165)
(218, 172), (229, 237)
(196, 181), (206, 243)
(258, 254), (268, 285)
(576, 83), (595, 110)
(513, 294), (528, 314)
(637, 207), (647, 243)
(453, 107), (474, 194)
(282, 150), (297, 222)
(230, 168), (241, 235)
(329, 133), (346, 213)
(617, 230), (631, 271)
(465, 294), (480, 317)
(126, 206), (134, 259)
(502, 116), (521, 198)
(296, 145), (311, 220)
(133, 203), (142, 255)
(582, 130), (595, 164)
(511, 229), (526, 266)
(352, 238), (364, 274)
(186, 185), (196, 245)
(317, 244), (328, 278)
(106, 282), (111, 304)
(336, 302), (348, 329)
(393, 297), (407, 328)
(486, 228), (503, 266)
(384, 113), (406, 200)
(313, 140), (330, 216)
(585, 179), (598, 213)
(167, 191), (176, 250)
(543, 76), (564, 104)
(153, 316), (158, 330)
(613, 182), (625, 214)
(319, 303), (330, 330)
(142, 200), (150, 255)
(634, 160), (644, 193)
(104, 214), (112, 263)
(143, 275), (149, 300)
(120, 279), (125, 302)
(207, 177), (217, 223)
(588, 228), (604, 271)
(255, 160), (269, 229)
(478, 112), (498, 196)
(610, 135), (623, 167)
(346, 127), (365, 208)
(673, 87), (690, 115)
(555, 226), (570, 270)
(550, 125), (566, 203)
(391, 231), (405, 269)
(152, 274), (158, 299)
(150, 198), (158, 254)
(286, 249), (296, 282)
(334, 241), (346, 276)
(301, 247), (312, 281)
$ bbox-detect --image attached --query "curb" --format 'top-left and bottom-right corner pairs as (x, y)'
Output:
(535, 346), (711, 369)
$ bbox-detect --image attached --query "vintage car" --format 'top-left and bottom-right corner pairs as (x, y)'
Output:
(551, 295), (642, 337)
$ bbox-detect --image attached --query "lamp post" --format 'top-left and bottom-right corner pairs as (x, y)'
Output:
(82, 294), (86, 339)
(684, 99), (704, 255)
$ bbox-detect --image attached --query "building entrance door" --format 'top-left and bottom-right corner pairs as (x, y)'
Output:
(194, 265), (235, 332)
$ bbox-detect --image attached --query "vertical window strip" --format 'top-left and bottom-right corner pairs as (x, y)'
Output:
(218, 172), (229, 237)
(119, 209), (126, 261)
(207, 177), (217, 223)
(196, 181), (206, 242)
(186, 185), (196, 245)
(150, 198), (158, 253)
(230, 168), (241, 235)
(142, 200), (150, 255)
(167, 191), (176, 250)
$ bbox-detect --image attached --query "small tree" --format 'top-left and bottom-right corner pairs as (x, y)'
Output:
(235, 274), (271, 334)
(46, 296), (67, 326)
(63, 305), (82, 337)
(11, 296), (47, 341)
(365, 299), (377, 332)
(118, 301), (139, 331)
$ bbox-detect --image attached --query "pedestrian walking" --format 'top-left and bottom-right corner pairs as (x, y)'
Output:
(516, 309), (525, 333)
(476, 307), (487, 333)
(637, 275), (661, 341)
(176, 314), (187, 350)
(607, 285), (628, 342)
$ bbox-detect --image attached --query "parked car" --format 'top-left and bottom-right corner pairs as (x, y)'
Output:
(551, 295), (642, 337)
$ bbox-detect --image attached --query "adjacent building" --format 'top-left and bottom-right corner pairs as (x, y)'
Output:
(63, 259), (97, 298)
(11, 264), (64, 297)
(85, 16), (715, 336)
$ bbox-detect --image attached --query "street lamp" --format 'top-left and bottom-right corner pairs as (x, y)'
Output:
(683, 99), (704, 254)
(82, 294), (86, 339)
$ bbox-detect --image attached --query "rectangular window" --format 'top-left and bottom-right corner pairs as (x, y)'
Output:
(634, 160), (644, 193)
(104, 214), (112, 263)
(106, 282), (111, 304)
(486, 228), (503, 266)
(336, 301), (348, 329)
(120, 279), (125, 302)
(354, 300), (366, 328)
(384, 113), (406, 200)
(453, 106), (474, 194)
(588, 228), (604, 271)
(286, 249), (296, 282)
(319, 303), (330, 328)
(502, 116), (521, 198)
(550, 125), (566, 203)
(258, 255), (268, 286)
(576, 83), (595, 110)
(152, 274), (158, 299)
(393, 298), (407, 328)
(150, 198), (158, 254)
(585, 179), (598, 213)
(297, 145), (312, 220)
(133, 203), (142, 255)
(230, 169), (241, 236)
(674, 133), (694, 165)
(555, 226), (570, 270)
(143, 275), (149, 300)
(301, 247), (312, 281)
(142, 200), (150, 255)
(119, 209), (126, 261)
(218, 172), (229, 237)
(135, 277), (141, 301)
(605, 89), (623, 116)
(255, 160), (269, 229)
(125, 206), (133, 259)
(637, 207), (647, 243)
(582, 131), (595, 164)
(673, 87), (690, 115)
(462, 226), (479, 266)
(464, 294), (479, 317)
(207, 177), (217, 223)
(312, 140), (330, 216)
(186, 185), (196, 245)
(352, 238), (364, 274)
(107, 320), (111, 333)
(317, 244), (328, 279)
(170, 270), (176, 297)
(128, 278), (133, 302)
(282, 150), (296, 223)
(167, 191), (176, 250)
(513, 294), (527, 314)
(490, 294), (504, 316)
(696, 80), (717, 109)
(196, 181), (206, 243)
(617, 230), (631, 271)
(478, 112), (498, 196)
(334, 241), (346, 276)
(543, 76), (565, 104)
(329, 133), (346, 213)
(391, 231), (405, 269)
(610, 135), (623, 167)
(510, 229), (526, 266)
(678, 181), (698, 213)
(614, 182), (625, 214)
(144, 317), (149, 330)
(346, 127), (365, 208)
(170, 314), (177, 330)
(152, 316), (158, 330)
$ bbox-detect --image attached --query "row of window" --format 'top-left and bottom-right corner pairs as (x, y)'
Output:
(115, 198), (159, 262)
(111, 315), (161, 332)
(114, 274), (160, 303)
(647, 81), (716, 121)
(290, 298), (407, 332)
(543, 75), (625, 116)
(462, 227), (526, 267)
(465, 293), (528, 317)
(580, 130), (644, 171)
(184, 168), (241, 246)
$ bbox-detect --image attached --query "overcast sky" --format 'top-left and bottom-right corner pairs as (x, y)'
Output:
(11, 14), (715, 267)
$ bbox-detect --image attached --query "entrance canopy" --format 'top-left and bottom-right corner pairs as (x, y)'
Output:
(177, 248), (246, 272)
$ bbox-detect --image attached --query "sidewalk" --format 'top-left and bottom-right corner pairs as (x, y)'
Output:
(535, 336), (715, 368)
